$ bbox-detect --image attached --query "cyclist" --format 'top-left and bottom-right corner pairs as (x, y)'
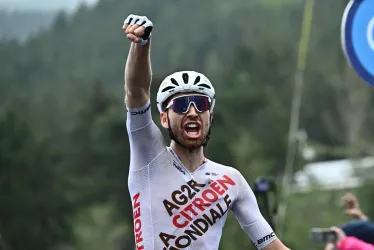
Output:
(123, 14), (290, 250)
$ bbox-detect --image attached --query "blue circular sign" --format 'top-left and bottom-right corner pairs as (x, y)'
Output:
(341, 0), (374, 86)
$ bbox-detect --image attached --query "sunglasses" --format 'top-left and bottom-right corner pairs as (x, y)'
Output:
(165, 94), (212, 114)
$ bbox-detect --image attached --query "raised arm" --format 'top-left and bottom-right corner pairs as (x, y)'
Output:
(123, 15), (153, 108)
(122, 15), (165, 170)
(341, 192), (369, 221)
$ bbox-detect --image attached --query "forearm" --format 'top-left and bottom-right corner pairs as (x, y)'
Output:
(124, 40), (152, 108)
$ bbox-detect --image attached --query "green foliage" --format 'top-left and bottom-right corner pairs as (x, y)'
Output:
(0, 112), (73, 250)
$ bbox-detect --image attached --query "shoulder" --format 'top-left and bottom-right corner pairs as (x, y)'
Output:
(205, 160), (244, 182)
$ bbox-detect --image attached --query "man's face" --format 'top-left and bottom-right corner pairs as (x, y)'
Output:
(160, 93), (213, 149)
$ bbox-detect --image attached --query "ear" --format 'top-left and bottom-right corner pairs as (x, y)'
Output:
(160, 111), (169, 129)
(210, 112), (214, 124)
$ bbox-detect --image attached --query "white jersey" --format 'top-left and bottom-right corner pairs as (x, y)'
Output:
(126, 101), (277, 250)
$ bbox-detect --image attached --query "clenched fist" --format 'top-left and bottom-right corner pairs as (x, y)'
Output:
(122, 14), (153, 45)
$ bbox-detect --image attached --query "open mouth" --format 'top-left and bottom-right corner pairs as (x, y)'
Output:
(184, 122), (201, 138)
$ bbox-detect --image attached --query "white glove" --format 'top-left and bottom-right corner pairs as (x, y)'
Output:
(123, 14), (153, 46)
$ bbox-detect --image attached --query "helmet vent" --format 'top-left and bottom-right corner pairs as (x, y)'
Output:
(197, 83), (211, 89)
(182, 73), (189, 84)
(193, 76), (201, 85)
(171, 78), (179, 86)
(161, 86), (175, 92)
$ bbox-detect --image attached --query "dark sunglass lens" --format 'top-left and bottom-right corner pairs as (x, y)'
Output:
(171, 95), (211, 113)
(172, 96), (190, 113)
(193, 96), (211, 112)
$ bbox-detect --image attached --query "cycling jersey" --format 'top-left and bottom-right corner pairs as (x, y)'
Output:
(126, 100), (277, 250)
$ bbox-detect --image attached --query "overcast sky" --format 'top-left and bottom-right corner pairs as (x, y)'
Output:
(0, 0), (99, 11)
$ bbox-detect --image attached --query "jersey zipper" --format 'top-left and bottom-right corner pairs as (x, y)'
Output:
(167, 147), (207, 177)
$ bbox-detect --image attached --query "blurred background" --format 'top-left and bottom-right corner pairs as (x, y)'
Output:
(1, 0), (374, 249)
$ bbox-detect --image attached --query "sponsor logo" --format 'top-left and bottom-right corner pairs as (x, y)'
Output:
(160, 175), (236, 249)
(173, 162), (185, 175)
(257, 232), (276, 246)
(205, 172), (218, 176)
(130, 103), (151, 115)
(132, 193), (144, 250)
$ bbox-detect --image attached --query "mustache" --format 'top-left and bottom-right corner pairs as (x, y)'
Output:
(183, 115), (201, 123)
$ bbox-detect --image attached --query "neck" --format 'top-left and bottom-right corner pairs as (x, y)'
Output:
(170, 141), (205, 173)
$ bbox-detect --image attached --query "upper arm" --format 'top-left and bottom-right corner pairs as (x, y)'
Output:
(126, 100), (165, 170)
(230, 169), (279, 249)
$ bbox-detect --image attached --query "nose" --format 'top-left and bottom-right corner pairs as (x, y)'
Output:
(187, 103), (198, 116)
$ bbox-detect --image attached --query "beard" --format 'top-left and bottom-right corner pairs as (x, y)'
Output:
(171, 121), (210, 149)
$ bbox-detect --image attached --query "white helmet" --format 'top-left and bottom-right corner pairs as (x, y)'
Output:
(156, 71), (216, 113)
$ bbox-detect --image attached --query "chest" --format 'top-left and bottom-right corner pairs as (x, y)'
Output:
(150, 165), (238, 226)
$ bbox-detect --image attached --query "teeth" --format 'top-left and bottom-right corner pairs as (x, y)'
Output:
(187, 124), (197, 128)
(187, 131), (198, 135)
